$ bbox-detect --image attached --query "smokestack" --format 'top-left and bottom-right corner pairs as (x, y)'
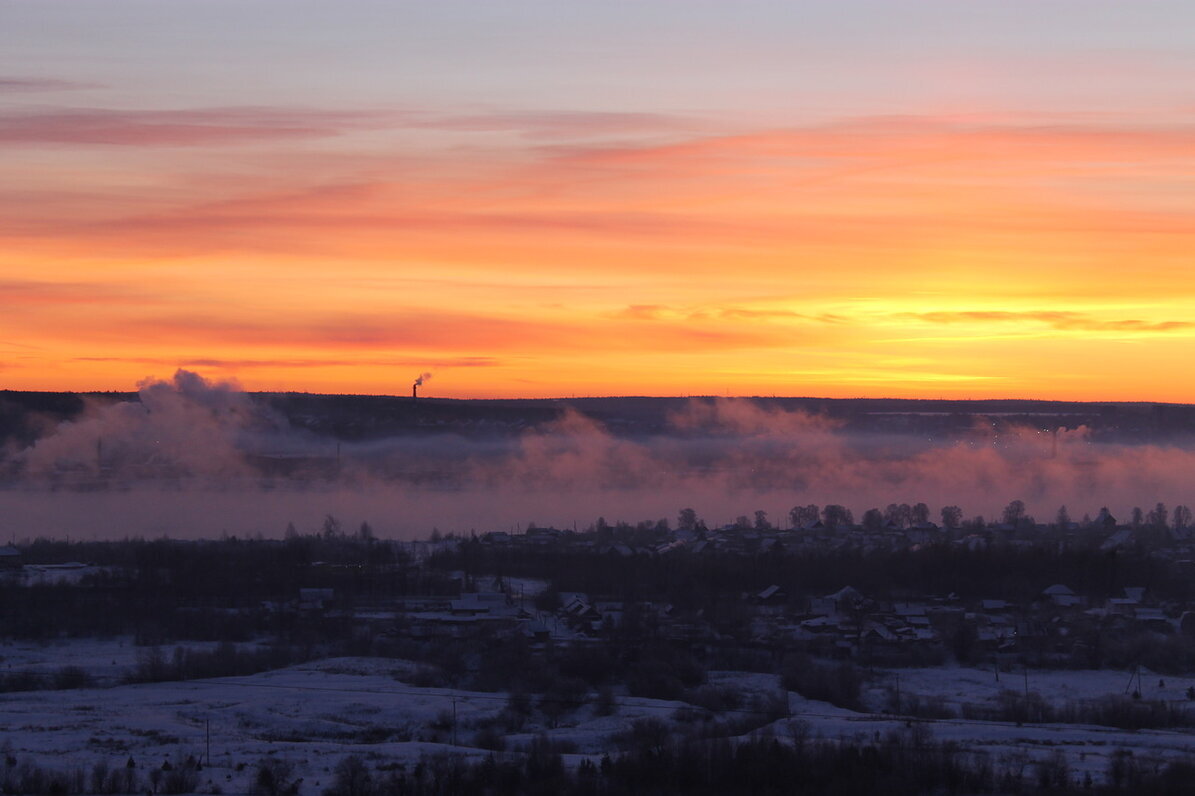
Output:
(412, 372), (432, 401)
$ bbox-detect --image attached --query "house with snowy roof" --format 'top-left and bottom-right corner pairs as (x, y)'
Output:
(0, 546), (21, 569)
(1042, 583), (1082, 608)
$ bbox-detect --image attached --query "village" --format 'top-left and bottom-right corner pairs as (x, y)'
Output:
(6, 502), (1194, 681)
(385, 508), (1195, 677)
(2, 507), (1195, 793)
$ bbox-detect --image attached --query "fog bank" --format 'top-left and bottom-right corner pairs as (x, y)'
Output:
(4, 371), (1193, 540)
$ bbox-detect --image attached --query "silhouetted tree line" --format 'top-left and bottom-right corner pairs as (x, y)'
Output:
(6, 733), (1195, 796)
(0, 530), (451, 643)
(310, 733), (1195, 796)
(0, 665), (94, 694)
(125, 640), (319, 684)
(381, 630), (711, 706)
(0, 752), (200, 796)
(435, 537), (1188, 608)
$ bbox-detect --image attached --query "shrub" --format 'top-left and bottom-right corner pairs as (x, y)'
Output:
(324, 755), (372, 796)
(251, 757), (296, 796)
(684, 685), (742, 714)
(780, 655), (863, 710)
(53, 666), (93, 690)
(473, 726), (506, 752)
(594, 685), (618, 717)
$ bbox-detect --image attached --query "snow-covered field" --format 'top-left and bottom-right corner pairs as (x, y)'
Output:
(0, 655), (698, 794)
(0, 637), (265, 683)
(866, 664), (1195, 711)
(1, 650), (1194, 793)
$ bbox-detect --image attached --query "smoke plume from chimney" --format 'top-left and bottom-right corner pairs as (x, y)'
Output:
(412, 371), (432, 399)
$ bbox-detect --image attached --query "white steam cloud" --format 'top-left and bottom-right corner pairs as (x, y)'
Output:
(3, 371), (1194, 539)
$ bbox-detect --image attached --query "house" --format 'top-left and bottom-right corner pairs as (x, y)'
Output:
(1179, 611), (1195, 637)
(816, 585), (864, 616)
(522, 619), (550, 642)
(753, 584), (786, 605)
(524, 527), (561, 545)
(450, 592), (513, 616)
(562, 595), (600, 624)
(1042, 584), (1082, 608)
(1134, 608), (1171, 630)
(1100, 529), (1134, 551)
(298, 588), (334, 610)
(1106, 597), (1138, 616)
(0, 546), (21, 569)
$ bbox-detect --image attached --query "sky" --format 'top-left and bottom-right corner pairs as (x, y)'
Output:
(3, 1), (1195, 401)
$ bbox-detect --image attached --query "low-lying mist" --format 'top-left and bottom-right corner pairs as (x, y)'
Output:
(3, 371), (1193, 540)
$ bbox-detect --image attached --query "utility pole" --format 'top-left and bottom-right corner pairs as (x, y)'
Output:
(205, 719), (210, 766)
(451, 697), (458, 745)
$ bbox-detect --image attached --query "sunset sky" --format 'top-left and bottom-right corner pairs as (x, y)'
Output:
(4, 1), (1195, 400)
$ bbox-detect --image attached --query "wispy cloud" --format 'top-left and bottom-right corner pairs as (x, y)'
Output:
(0, 106), (394, 146)
(411, 109), (695, 139)
(0, 103), (693, 148)
(898, 311), (1194, 334)
(617, 304), (849, 324)
(108, 310), (797, 355)
(0, 279), (167, 306)
(0, 77), (97, 93)
(73, 355), (502, 370)
(558, 114), (1195, 170)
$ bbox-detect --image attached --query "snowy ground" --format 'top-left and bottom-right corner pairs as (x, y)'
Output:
(0, 652), (1193, 793)
(2, 638), (201, 680)
(865, 664), (1195, 712)
(0, 637), (266, 683)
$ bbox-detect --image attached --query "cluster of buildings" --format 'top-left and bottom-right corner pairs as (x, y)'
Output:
(469, 513), (1195, 560)
(377, 519), (1195, 667)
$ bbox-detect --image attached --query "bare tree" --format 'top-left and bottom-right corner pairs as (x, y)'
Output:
(1055, 505), (1071, 528)
(790, 504), (820, 529)
(1001, 500), (1026, 527)
(884, 503), (914, 527)
(940, 505), (963, 529)
(1174, 505), (1192, 532)
(822, 504), (853, 530)
(677, 508), (698, 531)
(861, 508), (884, 531)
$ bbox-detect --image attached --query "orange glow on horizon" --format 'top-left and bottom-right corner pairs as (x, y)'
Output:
(4, 113), (1195, 402)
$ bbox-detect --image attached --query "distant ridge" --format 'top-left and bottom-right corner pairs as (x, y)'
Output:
(3, 390), (1194, 447)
